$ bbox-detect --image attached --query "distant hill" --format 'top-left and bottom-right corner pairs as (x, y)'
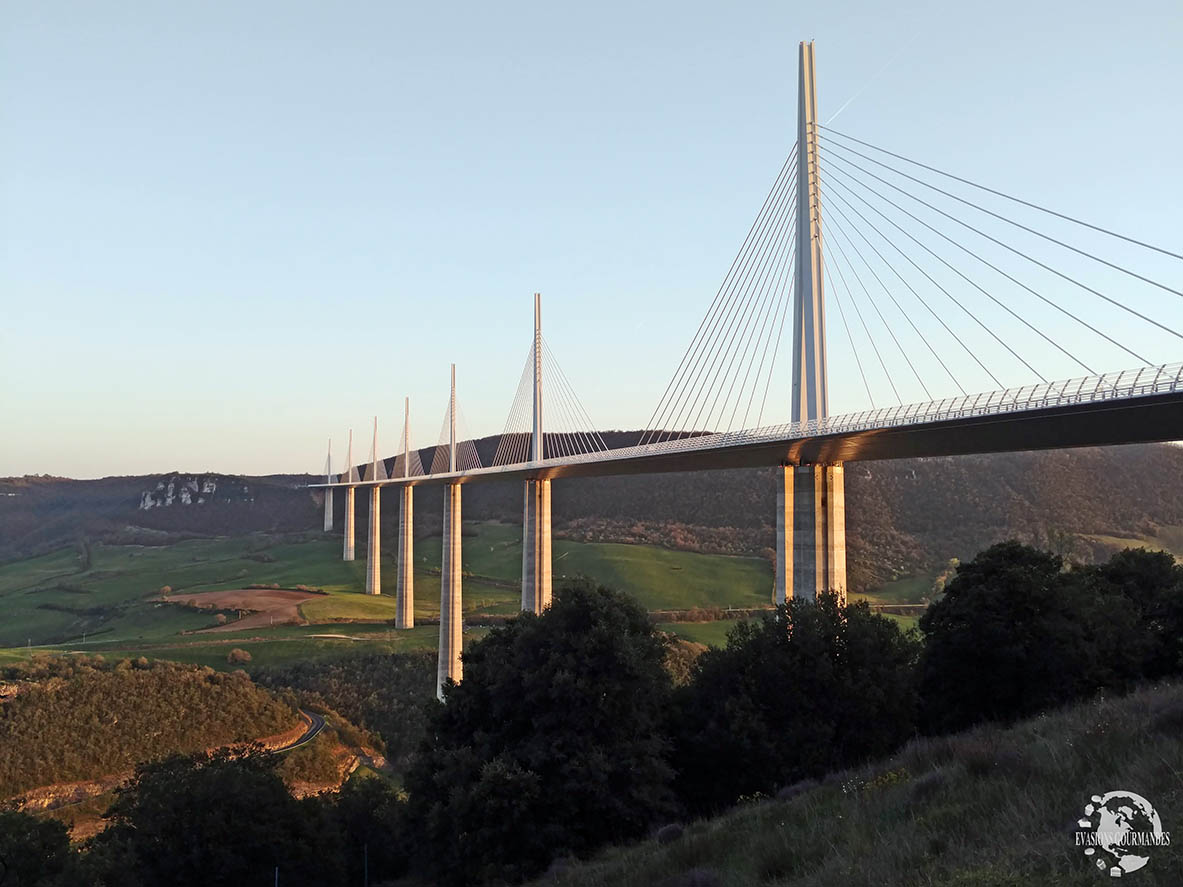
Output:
(0, 472), (318, 564)
(5, 442), (1183, 592)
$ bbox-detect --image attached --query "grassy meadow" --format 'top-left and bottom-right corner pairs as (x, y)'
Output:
(0, 516), (975, 667)
(0, 522), (786, 668)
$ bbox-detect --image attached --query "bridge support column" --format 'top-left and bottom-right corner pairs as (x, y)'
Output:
(342, 487), (356, 561)
(775, 463), (846, 604)
(323, 487), (334, 532)
(366, 487), (381, 595)
(521, 478), (552, 614)
(396, 486), (414, 628)
(437, 483), (463, 700)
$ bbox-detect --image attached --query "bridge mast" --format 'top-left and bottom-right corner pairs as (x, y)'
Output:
(776, 41), (846, 606)
(792, 39), (827, 423)
(322, 438), (334, 532)
(522, 293), (553, 614)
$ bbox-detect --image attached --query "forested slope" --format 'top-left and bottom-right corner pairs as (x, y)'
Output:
(0, 657), (298, 798)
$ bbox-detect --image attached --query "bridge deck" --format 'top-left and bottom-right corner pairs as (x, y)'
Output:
(311, 364), (1183, 488)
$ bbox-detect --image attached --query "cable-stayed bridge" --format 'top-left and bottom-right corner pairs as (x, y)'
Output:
(311, 42), (1183, 698)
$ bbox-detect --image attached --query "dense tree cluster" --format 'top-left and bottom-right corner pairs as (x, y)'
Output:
(0, 658), (296, 798)
(672, 595), (920, 812)
(406, 580), (677, 885)
(919, 542), (1183, 732)
(1, 754), (409, 887)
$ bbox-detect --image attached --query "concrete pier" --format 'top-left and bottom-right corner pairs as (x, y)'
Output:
(521, 478), (552, 613)
(396, 485), (414, 627)
(323, 487), (334, 533)
(366, 486), (381, 595)
(775, 463), (846, 604)
(437, 483), (463, 700)
(343, 486), (355, 561)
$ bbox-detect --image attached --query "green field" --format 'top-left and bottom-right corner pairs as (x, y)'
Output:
(0, 521), (949, 667)
(0, 524), (778, 667)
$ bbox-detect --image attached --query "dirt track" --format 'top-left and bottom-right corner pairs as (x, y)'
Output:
(165, 588), (320, 632)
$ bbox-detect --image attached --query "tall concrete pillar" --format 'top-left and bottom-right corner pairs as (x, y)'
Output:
(437, 483), (463, 700)
(343, 487), (355, 561)
(366, 486), (381, 595)
(396, 397), (414, 627)
(343, 429), (356, 561)
(323, 488), (334, 533)
(396, 485), (414, 628)
(521, 478), (552, 613)
(775, 463), (846, 604)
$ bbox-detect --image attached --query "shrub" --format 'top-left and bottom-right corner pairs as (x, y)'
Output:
(227, 648), (252, 665)
(405, 579), (676, 885)
(671, 594), (920, 812)
(917, 541), (1146, 733)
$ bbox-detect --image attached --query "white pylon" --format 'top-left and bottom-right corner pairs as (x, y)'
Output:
(323, 438), (334, 532)
(366, 417), (381, 595)
(396, 397), (414, 629)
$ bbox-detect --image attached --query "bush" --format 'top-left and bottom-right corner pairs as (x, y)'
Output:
(671, 593), (920, 813)
(86, 751), (344, 887)
(226, 648), (252, 665)
(917, 542), (1144, 734)
(405, 579), (676, 885)
(0, 809), (73, 886)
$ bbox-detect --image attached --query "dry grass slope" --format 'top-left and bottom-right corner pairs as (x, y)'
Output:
(537, 683), (1183, 887)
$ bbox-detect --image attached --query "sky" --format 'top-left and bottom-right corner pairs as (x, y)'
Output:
(2, 0), (1181, 478)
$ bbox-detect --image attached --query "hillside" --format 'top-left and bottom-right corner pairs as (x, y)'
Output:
(0, 472), (318, 564)
(531, 681), (1183, 886)
(5, 443), (1183, 593)
(0, 656), (300, 800)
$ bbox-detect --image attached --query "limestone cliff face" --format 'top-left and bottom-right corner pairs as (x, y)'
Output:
(138, 473), (246, 509)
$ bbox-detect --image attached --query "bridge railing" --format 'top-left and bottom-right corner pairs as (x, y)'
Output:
(549, 361), (1183, 468)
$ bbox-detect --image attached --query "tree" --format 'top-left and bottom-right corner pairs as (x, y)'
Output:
(87, 750), (344, 887)
(405, 579), (676, 885)
(671, 593), (920, 812)
(1083, 547), (1183, 680)
(0, 809), (72, 887)
(917, 541), (1141, 734)
(330, 777), (410, 885)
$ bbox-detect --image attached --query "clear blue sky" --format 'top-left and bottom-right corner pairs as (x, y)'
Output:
(3, 0), (1180, 478)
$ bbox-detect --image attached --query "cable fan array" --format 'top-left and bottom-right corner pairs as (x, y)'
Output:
(492, 334), (608, 466)
(429, 399), (482, 474)
(641, 145), (801, 445)
(390, 413), (425, 479)
(642, 127), (1181, 442)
